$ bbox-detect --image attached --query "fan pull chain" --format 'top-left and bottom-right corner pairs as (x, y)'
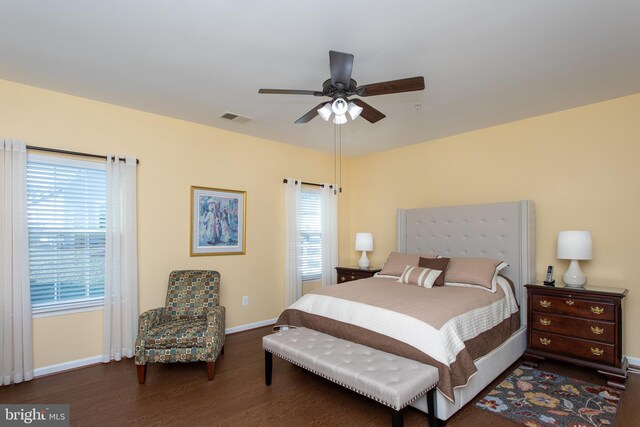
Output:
(339, 124), (342, 193)
(333, 123), (338, 195)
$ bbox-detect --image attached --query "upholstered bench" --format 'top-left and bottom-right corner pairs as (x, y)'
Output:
(263, 327), (440, 427)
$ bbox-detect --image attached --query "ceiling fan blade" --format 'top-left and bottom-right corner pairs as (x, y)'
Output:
(329, 50), (354, 89)
(351, 99), (386, 123)
(295, 103), (327, 124)
(259, 88), (323, 96)
(356, 76), (425, 97)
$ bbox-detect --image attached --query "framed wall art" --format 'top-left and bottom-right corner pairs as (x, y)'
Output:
(190, 186), (246, 256)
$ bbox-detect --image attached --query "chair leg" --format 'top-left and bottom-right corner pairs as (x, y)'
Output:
(207, 361), (216, 380)
(221, 345), (224, 355)
(137, 364), (147, 384)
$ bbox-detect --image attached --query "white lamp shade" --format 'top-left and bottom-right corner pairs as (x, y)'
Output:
(333, 114), (347, 125)
(317, 103), (332, 121)
(355, 232), (373, 251)
(557, 231), (592, 260)
(347, 101), (363, 120)
(331, 98), (348, 115)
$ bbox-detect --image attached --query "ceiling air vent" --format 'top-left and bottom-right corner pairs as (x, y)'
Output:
(218, 111), (253, 124)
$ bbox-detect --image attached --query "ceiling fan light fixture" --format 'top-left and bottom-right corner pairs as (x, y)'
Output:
(331, 98), (348, 116)
(347, 102), (363, 120)
(317, 103), (332, 121)
(333, 114), (347, 125)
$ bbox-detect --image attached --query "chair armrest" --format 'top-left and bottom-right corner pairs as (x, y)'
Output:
(205, 306), (226, 334)
(205, 306), (226, 357)
(138, 307), (168, 335)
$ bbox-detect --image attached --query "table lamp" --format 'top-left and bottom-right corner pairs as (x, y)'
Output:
(355, 232), (373, 269)
(557, 230), (592, 287)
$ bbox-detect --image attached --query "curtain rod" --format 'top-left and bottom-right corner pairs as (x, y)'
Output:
(26, 145), (140, 164)
(282, 178), (332, 189)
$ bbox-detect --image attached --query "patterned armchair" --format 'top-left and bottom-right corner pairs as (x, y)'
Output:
(135, 270), (225, 383)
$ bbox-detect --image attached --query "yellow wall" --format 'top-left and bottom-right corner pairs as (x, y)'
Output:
(348, 93), (640, 358)
(3, 76), (638, 367)
(0, 79), (351, 368)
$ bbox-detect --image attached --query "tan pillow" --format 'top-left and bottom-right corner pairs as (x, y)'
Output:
(418, 257), (450, 287)
(444, 257), (508, 291)
(379, 252), (437, 277)
(397, 265), (442, 288)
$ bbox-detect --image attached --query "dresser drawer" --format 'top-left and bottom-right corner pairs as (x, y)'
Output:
(531, 331), (616, 365)
(531, 313), (615, 344)
(531, 295), (614, 321)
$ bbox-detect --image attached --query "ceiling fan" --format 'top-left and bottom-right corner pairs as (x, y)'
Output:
(258, 51), (425, 124)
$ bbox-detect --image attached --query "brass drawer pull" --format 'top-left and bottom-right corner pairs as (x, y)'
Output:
(539, 337), (551, 346)
(540, 318), (551, 326)
(565, 300), (574, 306)
(539, 300), (551, 308)
(591, 326), (604, 335)
(591, 306), (604, 315)
(591, 347), (604, 356)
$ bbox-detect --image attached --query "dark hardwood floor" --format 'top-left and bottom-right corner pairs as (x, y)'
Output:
(0, 326), (637, 426)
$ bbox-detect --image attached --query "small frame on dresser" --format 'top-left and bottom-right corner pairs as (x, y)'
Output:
(190, 186), (246, 256)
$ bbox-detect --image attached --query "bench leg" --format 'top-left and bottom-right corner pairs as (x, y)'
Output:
(426, 388), (440, 426)
(265, 350), (273, 386)
(391, 409), (403, 427)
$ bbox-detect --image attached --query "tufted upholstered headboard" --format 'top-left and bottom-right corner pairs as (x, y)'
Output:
(397, 200), (535, 325)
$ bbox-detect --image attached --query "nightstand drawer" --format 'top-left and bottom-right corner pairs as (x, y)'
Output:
(532, 295), (614, 321)
(335, 267), (381, 284)
(338, 272), (366, 283)
(531, 312), (615, 344)
(531, 331), (616, 365)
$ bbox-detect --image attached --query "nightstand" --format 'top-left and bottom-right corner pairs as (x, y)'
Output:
(524, 282), (628, 389)
(335, 266), (381, 283)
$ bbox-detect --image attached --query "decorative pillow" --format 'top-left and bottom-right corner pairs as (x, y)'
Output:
(379, 252), (437, 277)
(418, 257), (450, 287)
(444, 257), (508, 292)
(397, 265), (442, 288)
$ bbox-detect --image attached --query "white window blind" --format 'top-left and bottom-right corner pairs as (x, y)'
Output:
(299, 188), (322, 281)
(26, 155), (107, 314)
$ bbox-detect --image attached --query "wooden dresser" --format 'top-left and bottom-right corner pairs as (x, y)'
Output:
(524, 282), (628, 389)
(335, 266), (381, 283)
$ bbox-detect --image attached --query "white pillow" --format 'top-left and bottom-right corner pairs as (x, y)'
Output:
(397, 265), (443, 288)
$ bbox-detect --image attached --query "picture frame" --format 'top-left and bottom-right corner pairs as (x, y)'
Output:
(190, 186), (246, 256)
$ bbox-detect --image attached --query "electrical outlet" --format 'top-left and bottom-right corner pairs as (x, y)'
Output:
(242, 296), (249, 306)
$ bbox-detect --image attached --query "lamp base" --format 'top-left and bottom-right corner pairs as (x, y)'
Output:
(563, 259), (587, 287)
(358, 251), (370, 269)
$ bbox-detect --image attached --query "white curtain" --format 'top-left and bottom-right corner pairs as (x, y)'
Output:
(103, 155), (138, 362)
(284, 178), (301, 307)
(321, 184), (338, 287)
(0, 139), (33, 385)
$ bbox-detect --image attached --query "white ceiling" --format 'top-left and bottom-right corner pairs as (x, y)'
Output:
(1, 1), (639, 157)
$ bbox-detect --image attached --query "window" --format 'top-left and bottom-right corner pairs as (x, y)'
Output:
(26, 155), (107, 315)
(299, 188), (322, 281)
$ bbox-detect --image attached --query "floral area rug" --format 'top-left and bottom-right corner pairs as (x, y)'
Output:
(476, 365), (622, 427)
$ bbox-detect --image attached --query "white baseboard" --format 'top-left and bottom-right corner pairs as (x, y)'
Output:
(33, 318), (278, 377)
(626, 355), (640, 369)
(225, 318), (277, 334)
(34, 355), (103, 378)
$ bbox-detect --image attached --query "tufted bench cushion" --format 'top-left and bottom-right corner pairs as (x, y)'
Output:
(263, 327), (439, 426)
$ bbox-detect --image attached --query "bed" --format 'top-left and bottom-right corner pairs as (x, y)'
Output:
(277, 200), (535, 421)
